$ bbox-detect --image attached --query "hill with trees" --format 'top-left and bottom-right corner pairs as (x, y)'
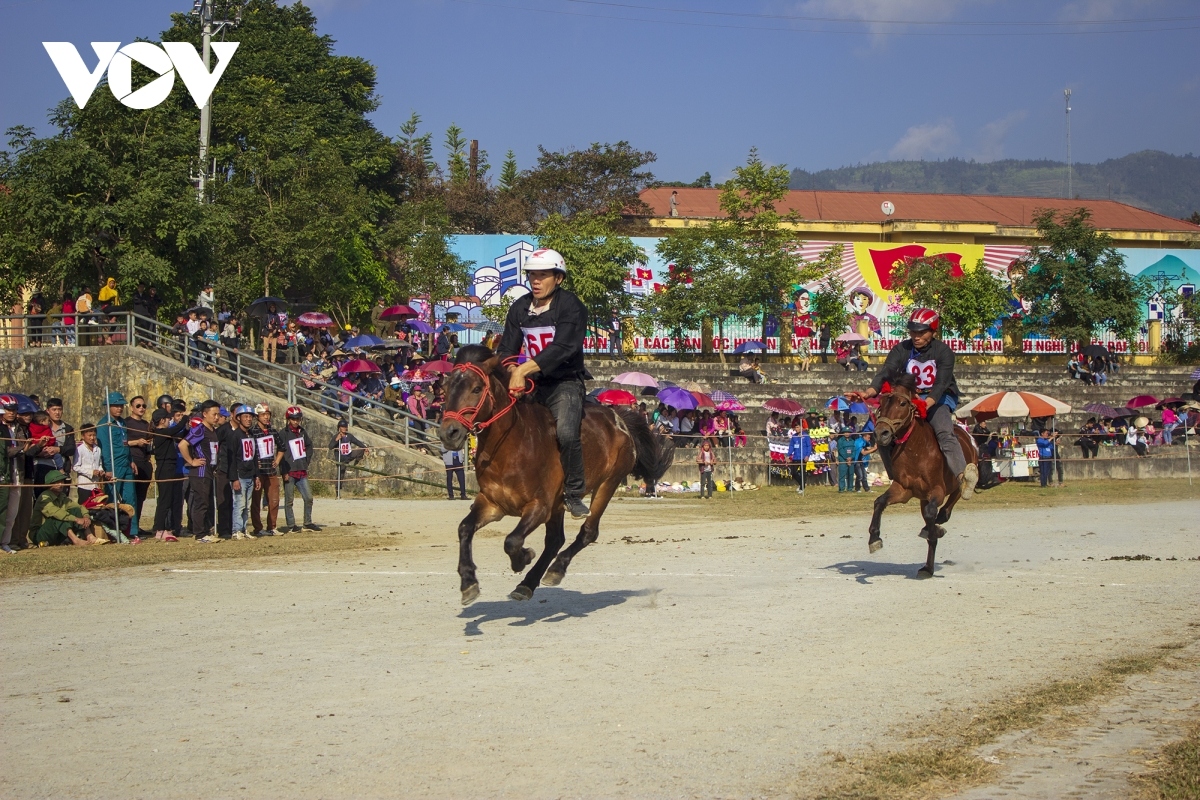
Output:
(788, 151), (1200, 221)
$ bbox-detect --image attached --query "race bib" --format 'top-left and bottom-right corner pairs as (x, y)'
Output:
(241, 439), (255, 461)
(255, 435), (275, 459)
(288, 438), (307, 461)
(906, 358), (938, 390)
(208, 441), (219, 465)
(521, 325), (556, 357)
(339, 442), (352, 457)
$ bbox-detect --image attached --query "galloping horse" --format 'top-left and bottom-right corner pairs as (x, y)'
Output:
(866, 372), (978, 578)
(437, 345), (676, 605)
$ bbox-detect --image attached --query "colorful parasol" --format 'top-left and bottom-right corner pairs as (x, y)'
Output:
(956, 391), (1072, 421)
(763, 397), (804, 415)
(596, 389), (637, 406)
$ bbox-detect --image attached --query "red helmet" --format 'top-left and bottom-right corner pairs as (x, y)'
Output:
(285, 406), (303, 420)
(907, 307), (940, 333)
(0, 394), (17, 411)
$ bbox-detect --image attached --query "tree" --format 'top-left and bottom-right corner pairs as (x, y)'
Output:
(1012, 208), (1148, 344)
(499, 151), (519, 191)
(516, 141), (656, 221)
(654, 224), (740, 359)
(536, 212), (646, 351)
(810, 245), (852, 339)
(445, 124), (468, 185)
(889, 255), (1010, 339)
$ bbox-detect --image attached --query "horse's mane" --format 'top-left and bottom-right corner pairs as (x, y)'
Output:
(454, 344), (512, 384)
(882, 370), (918, 394)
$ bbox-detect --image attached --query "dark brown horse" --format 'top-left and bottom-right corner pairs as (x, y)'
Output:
(437, 345), (675, 605)
(866, 373), (978, 578)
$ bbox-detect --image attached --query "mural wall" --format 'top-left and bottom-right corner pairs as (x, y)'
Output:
(416, 235), (1198, 355)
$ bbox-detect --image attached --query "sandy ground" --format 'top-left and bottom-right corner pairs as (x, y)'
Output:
(2, 497), (1198, 799)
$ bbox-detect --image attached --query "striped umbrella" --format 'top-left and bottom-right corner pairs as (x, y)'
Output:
(711, 390), (744, 411)
(955, 391), (1072, 421)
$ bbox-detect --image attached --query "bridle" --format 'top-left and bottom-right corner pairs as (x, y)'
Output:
(872, 390), (917, 446)
(441, 359), (533, 434)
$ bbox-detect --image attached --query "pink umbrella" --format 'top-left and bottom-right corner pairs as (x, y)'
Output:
(420, 359), (454, 374)
(612, 371), (659, 388)
(338, 359), (381, 375)
(763, 397), (804, 415)
(716, 399), (745, 412)
(1126, 395), (1159, 409)
(836, 332), (868, 345)
(401, 369), (437, 383)
(297, 311), (333, 327)
(380, 304), (418, 320)
(597, 389), (637, 406)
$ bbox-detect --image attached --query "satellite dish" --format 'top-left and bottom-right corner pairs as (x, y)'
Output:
(881, 201), (895, 217)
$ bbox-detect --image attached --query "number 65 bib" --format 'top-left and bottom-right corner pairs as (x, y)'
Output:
(521, 325), (556, 358)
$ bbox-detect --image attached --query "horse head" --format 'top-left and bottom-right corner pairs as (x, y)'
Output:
(438, 344), (506, 451)
(874, 372), (919, 448)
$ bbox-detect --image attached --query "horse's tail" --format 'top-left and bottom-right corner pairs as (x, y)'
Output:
(615, 408), (676, 485)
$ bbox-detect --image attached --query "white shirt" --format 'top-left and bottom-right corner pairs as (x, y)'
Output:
(73, 442), (104, 491)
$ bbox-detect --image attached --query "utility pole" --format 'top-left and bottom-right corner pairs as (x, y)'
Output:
(1064, 88), (1072, 199)
(469, 140), (479, 185)
(192, 0), (242, 204)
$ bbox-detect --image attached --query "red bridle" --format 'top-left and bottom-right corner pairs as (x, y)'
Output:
(871, 388), (918, 446)
(441, 360), (533, 434)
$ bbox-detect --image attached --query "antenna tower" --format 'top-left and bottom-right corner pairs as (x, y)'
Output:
(1064, 88), (1072, 199)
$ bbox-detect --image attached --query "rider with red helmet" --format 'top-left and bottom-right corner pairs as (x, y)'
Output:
(853, 308), (977, 497)
(496, 248), (593, 519)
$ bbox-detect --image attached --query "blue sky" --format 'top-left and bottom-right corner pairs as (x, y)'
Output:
(2, 0), (1198, 182)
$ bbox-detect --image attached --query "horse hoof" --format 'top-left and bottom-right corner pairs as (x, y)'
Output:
(918, 530), (930, 541)
(868, 539), (883, 554)
(509, 585), (534, 601)
(916, 568), (934, 579)
(935, 526), (947, 540)
(461, 584), (481, 606)
(542, 570), (564, 587)
(523, 547), (536, 566)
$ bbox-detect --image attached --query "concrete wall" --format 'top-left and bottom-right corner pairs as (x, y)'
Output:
(0, 346), (464, 497)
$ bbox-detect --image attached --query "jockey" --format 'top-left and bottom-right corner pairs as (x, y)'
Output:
(496, 248), (593, 519)
(851, 307), (978, 498)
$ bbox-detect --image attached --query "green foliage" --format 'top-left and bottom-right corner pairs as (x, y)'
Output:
(398, 112), (435, 173)
(889, 255), (1010, 338)
(499, 151), (519, 191)
(317, 231), (395, 328)
(810, 246), (852, 336)
(1012, 208), (1149, 344)
(651, 225), (740, 353)
(536, 212), (646, 325)
(445, 124), (468, 185)
(480, 294), (512, 326)
(516, 142), (656, 220)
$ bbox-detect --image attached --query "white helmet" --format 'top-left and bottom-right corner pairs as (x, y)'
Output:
(524, 248), (566, 275)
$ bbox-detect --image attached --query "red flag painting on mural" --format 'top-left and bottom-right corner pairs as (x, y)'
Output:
(868, 245), (964, 289)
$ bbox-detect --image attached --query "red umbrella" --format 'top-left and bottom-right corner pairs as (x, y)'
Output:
(337, 359), (381, 376)
(297, 311), (333, 327)
(420, 359), (454, 374)
(1125, 395), (1159, 409)
(763, 397), (804, 415)
(691, 391), (715, 409)
(380, 304), (419, 320)
(597, 389), (637, 406)
(1156, 397), (1186, 408)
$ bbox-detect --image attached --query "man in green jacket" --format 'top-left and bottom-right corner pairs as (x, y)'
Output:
(30, 470), (95, 546)
(97, 391), (137, 512)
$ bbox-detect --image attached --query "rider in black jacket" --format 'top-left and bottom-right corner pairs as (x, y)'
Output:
(496, 248), (593, 518)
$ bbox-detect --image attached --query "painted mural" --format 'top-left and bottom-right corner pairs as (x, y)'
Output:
(416, 235), (1198, 354)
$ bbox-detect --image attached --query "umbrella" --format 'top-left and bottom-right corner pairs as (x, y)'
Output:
(597, 389), (637, 406)
(849, 401), (869, 415)
(247, 297), (288, 317)
(379, 304), (419, 320)
(474, 320), (503, 335)
(0, 393), (39, 413)
(1125, 395), (1159, 409)
(441, 323), (468, 332)
(710, 390), (739, 404)
(691, 391), (716, 409)
(1082, 402), (1127, 419)
(1079, 344), (1110, 359)
(1191, 367), (1200, 380)
(955, 391), (1072, 422)
(680, 381), (705, 392)
(612, 371), (659, 388)
(733, 341), (765, 354)
(764, 397), (804, 415)
(184, 306), (214, 319)
(826, 396), (851, 411)
(835, 332), (868, 345)
(420, 359), (454, 374)
(640, 386), (659, 397)
(401, 369), (438, 383)
(344, 334), (385, 349)
(297, 311), (333, 327)
(337, 359), (381, 376)
(1157, 397), (1186, 408)
(657, 386), (699, 410)
(407, 320), (435, 334)
(716, 399), (745, 412)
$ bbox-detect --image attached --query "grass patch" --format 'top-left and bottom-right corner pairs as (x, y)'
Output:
(1135, 718), (1200, 800)
(807, 642), (1193, 800)
(0, 529), (390, 580)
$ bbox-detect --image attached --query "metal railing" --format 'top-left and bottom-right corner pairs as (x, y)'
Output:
(1, 311), (440, 451)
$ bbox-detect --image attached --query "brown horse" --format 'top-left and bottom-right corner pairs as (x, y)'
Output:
(437, 345), (676, 605)
(867, 373), (978, 578)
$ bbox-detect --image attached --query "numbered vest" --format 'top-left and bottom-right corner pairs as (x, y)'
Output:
(521, 325), (556, 358)
(240, 438), (255, 462)
(254, 434), (275, 459)
(338, 441), (352, 457)
(288, 437), (307, 461)
(906, 357), (938, 391)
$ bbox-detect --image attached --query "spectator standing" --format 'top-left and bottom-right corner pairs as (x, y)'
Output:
(96, 392), (137, 513)
(818, 323), (831, 363)
(279, 407), (319, 532)
(222, 405), (259, 540)
(852, 430), (871, 492)
(151, 402), (187, 540)
(98, 277), (120, 311)
(1035, 429), (1057, 488)
(250, 404), (282, 536)
(196, 284), (215, 311)
(1161, 406), (1178, 446)
(669, 190), (679, 217)
(32, 398), (76, 492)
(835, 429), (855, 492)
(797, 336), (812, 371)
(262, 307), (281, 363)
(60, 293), (77, 346)
(72, 425), (107, 504)
(695, 440), (716, 499)
(370, 298), (393, 338)
(787, 423), (812, 493)
(442, 442), (467, 500)
(434, 326), (452, 359)
(180, 400), (221, 542)
(407, 387), (429, 432)
(212, 407), (234, 537)
(2, 395), (29, 552)
(124, 396), (153, 532)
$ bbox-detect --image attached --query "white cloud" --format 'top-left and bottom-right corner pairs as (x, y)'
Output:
(795, 0), (967, 37)
(976, 110), (1028, 161)
(889, 119), (960, 160)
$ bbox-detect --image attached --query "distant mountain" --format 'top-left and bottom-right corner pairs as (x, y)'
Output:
(788, 151), (1200, 221)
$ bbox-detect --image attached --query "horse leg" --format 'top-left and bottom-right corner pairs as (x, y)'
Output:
(916, 495), (943, 578)
(867, 482), (911, 554)
(544, 477), (619, 586)
(935, 487), (962, 525)
(458, 497), (503, 606)
(511, 510), (566, 601)
(503, 505), (549, 577)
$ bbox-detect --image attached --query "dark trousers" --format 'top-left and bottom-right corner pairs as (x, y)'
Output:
(698, 470), (714, 498)
(1078, 439), (1098, 459)
(131, 460), (151, 530)
(445, 466), (466, 499)
(214, 471), (233, 536)
(153, 470), (184, 534)
(853, 462), (868, 490)
(188, 475), (214, 536)
(534, 379), (586, 500)
(1038, 460), (1052, 487)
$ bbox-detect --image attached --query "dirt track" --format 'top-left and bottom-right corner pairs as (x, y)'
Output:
(2, 497), (1198, 798)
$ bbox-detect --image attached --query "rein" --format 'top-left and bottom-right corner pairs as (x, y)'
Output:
(871, 391), (918, 446)
(441, 359), (534, 434)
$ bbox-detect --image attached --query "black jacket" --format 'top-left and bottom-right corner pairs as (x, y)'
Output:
(222, 426), (260, 480)
(278, 426), (313, 474)
(496, 288), (590, 384)
(871, 338), (959, 405)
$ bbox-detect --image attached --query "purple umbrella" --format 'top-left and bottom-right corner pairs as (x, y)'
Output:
(657, 386), (699, 410)
(407, 320), (435, 334)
